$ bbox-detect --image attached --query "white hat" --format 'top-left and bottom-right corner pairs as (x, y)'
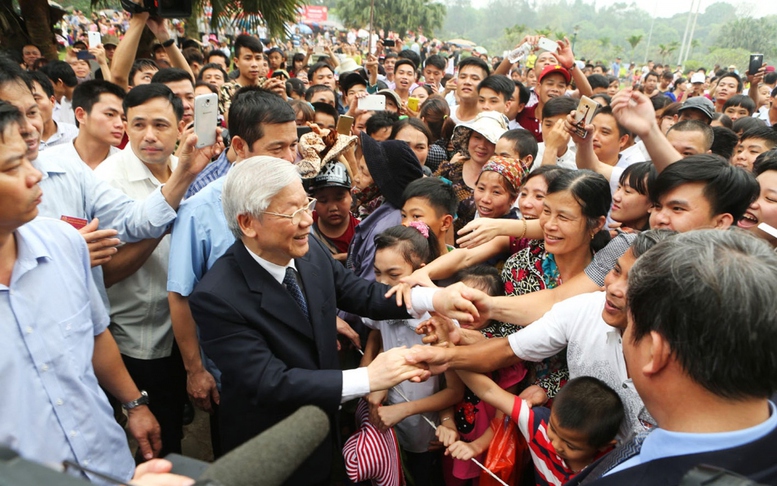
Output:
(690, 72), (706, 84)
(337, 57), (360, 75)
(454, 111), (509, 145)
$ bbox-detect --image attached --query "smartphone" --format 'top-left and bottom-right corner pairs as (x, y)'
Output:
(749, 54), (764, 75)
(193, 93), (218, 148)
(383, 39), (396, 47)
(537, 37), (559, 54)
(573, 96), (600, 139)
(358, 95), (386, 111)
(337, 115), (354, 135)
(76, 50), (96, 61)
(88, 31), (101, 49)
(407, 96), (420, 112)
(297, 126), (312, 139)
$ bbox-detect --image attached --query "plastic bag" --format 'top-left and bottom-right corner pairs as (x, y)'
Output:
(479, 414), (530, 486)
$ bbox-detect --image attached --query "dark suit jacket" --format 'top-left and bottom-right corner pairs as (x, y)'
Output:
(566, 420), (777, 485)
(189, 237), (410, 485)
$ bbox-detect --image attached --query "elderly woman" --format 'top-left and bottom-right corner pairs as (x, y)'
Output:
(433, 111), (508, 235)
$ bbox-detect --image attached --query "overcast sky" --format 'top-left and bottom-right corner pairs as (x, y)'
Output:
(586, 0), (776, 18)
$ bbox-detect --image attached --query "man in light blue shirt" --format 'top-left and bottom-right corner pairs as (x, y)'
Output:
(0, 100), (156, 482)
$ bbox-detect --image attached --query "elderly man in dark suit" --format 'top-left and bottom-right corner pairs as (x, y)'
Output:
(189, 156), (439, 485)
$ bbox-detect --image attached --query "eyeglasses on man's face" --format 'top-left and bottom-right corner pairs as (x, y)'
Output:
(260, 197), (316, 225)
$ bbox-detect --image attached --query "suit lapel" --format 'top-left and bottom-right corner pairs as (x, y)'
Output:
(233, 242), (315, 341)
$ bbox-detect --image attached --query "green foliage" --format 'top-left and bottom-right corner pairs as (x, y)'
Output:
(439, 0), (774, 68)
(335, 0), (446, 36)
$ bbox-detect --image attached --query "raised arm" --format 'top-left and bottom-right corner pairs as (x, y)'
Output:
(145, 17), (194, 80)
(610, 88), (682, 172)
(111, 12), (149, 91)
(566, 112), (615, 181)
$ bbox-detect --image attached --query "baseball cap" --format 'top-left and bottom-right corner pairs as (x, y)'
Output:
(307, 162), (352, 192)
(690, 72), (706, 84)
(539, 64), (571, 84)
(678, 97), (715, 120)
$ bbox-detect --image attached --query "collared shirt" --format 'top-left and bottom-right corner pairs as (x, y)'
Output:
(53, 96), (76, 126)
(242, 244), (371, 402)
(39, 122), (79, 152)
(509, 292), (652, 439)
(35, 141), (176, 309)
(609, 401), (777, 475)
(0, 218), (134, 483)
(94, 148), (178, 360)
(616, 140), (649, 169)
(185, 150), (231, 199)
(533, 140), (578, 171)
(167, 176), (233, 297)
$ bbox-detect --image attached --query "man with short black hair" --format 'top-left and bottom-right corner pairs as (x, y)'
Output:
(448, 57), (491, 125)
(643, 71), (659, 98)
(206, 49), (230, 73)
(41, 79), (127, 170)
(305, 84), (337, 107)
(28, 70), (79, 152)
(39, 60), (78, 126)
(477, 74), (514, 115)
(423, 54), (447, 92)
(21, 43), (41, 70)
(151, 68), (195, 125)
(665, 119), (713, 157)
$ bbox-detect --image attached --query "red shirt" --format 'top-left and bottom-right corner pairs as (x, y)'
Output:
(515, 104), (542, 143)
(312, 212), (359, 254)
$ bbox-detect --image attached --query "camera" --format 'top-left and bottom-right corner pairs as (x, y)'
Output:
(121, 0), (192, 19)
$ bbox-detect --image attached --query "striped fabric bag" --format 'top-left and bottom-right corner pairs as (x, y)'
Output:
(343, 399), (405, 486)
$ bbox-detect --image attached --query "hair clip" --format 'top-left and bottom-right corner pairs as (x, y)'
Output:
(407, 220), (430, 239)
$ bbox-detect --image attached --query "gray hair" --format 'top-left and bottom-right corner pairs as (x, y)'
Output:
(222, 156), (301, 239)
(627, 228), (777, 399)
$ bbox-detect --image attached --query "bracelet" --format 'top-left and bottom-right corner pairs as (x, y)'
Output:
(162, 38), (175, 48)
(441, 417), (452, 422)
(518, 218), (527, 239)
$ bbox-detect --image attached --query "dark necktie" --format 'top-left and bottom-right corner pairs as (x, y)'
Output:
(283, 267), (310, 322)
(579, 430), (650, 484)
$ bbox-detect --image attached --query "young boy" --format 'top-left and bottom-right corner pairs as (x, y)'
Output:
(400, 177), (457, 255)
(732, 125), (777, 171)
(495, 128), (538, 168)
(722, 94), (756, 122)
(456, 373), (624, 485)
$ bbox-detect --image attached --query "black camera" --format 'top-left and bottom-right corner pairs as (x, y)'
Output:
(121, 0), (192, 19)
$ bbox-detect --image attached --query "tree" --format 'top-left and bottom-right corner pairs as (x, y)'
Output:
(714, 16), (777, 58)
(335, 0), (446, 37)
(208, 0), (302, 37)
(0, 0), (65, 60)
(627, 34), (643, 60)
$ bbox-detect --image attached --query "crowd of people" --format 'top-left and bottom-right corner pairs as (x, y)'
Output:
(3, 6), (777, 486)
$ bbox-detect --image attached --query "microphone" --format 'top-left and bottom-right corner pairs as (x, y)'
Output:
(196, 405), (329, 486)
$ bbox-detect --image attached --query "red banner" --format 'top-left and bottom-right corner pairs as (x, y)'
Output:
(301, 6), (328, 22)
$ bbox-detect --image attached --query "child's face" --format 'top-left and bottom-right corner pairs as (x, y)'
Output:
(373, 247), (415, 287)
(732, 137), (771, 172)
(474, 171), (517, 218)
(723, 105), (750, 122)
(547, 411), (602, 467)
(401, 196), (449, 241)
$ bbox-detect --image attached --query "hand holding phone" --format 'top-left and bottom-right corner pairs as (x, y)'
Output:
(358, 95), (386, 111)
(88, 31), (102, 49)
(537, 37), (559, 54)
(749, 54), (764, 76)
(194, 93), (218, 148)
(573, 96), (600, 139)
(337, 115), (354, 135)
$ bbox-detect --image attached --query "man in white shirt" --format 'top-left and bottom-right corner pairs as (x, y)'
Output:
(447, 57), (491, 125)
(39, 61), (78, 126)
(28, 71), (78, 152)
(95, 83), (190, 457)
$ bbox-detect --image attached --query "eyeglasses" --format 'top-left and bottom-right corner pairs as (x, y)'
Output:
(260, 197), (316, 225)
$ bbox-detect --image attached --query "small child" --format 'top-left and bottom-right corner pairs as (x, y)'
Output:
(436, 265), (528, 486)
(400, 177), (457, 254)
(361, 223), (463, 485)
(456, 373), (625, 486)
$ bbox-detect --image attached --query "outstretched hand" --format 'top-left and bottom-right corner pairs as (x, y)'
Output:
(610, 88), (657, 138)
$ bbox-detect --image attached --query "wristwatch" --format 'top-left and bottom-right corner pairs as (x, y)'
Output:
(122, 390), (150, 410)
(162, 38), (176, 48)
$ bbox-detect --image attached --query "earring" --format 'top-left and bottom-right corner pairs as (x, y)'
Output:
(591, 233), (595, 240)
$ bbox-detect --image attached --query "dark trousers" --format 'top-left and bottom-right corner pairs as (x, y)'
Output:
(121, 343), (187, 459)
